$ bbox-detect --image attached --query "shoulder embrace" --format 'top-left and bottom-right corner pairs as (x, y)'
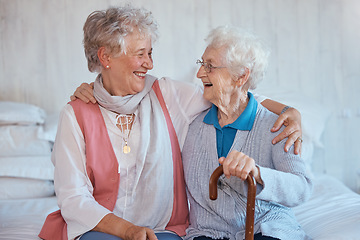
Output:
(255, 104), (279, 130)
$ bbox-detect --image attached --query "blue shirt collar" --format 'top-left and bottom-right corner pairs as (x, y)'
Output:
(203, 92), (258, 131)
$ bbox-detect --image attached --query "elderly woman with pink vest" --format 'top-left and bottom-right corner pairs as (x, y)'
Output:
(39, 5), (303, 240)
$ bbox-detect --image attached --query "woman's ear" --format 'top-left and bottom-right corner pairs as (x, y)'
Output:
(97, 47), (111, 69)
(236, 67), (251, 86)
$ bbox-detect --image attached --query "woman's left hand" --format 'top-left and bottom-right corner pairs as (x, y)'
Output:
(271, 107), (302, 155)
(70, 82), (96, 104)
(219, 150), (263, 184)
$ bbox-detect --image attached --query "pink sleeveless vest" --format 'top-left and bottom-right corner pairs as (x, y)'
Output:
(39, 80), (189, 239)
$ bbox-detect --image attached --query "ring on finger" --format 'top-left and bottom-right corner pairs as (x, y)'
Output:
(297, 137), (303, 143)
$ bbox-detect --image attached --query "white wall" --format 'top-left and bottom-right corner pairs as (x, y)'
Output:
(1, 0), (359, 192)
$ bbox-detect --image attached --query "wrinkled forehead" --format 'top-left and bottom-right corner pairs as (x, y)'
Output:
(202, 46), (226, 64)
(123, 30), (152, 51)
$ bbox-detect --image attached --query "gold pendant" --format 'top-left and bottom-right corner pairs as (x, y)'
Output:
(123, 145), (131, 154)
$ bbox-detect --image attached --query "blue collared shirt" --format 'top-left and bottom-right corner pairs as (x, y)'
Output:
(203, 92), (258, 158)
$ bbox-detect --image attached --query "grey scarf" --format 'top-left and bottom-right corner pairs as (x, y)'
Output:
(93, 74), (156, 114)
(92, 73), (174, 230)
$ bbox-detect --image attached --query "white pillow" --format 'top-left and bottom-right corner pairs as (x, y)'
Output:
(38, 112), (59, 142)
(0, 125), (52, 157)
(0, 156), (54, 180)
(0, 177), (54, 199)
(0, 101), (46, 125)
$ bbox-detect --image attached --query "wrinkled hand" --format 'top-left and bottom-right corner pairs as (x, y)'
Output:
(124, 224), (158, 240)
(271, 107), (302, 155)
(70, 82), (96, 104)
(219, 150), (263, 184)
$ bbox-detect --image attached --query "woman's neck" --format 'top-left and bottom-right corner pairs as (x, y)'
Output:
(101, 72), (127, 97)
(217, 91), (249, 128)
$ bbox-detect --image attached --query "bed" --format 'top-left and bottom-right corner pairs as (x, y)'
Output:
(0, 99), (359, 240)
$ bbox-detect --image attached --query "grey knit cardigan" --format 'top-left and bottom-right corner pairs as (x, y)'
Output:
(182, 103), (313, 240)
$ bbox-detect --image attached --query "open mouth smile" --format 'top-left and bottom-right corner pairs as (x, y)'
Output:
(134, 72), (146, 77)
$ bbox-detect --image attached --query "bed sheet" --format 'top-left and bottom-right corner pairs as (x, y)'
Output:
(0, 196), (58, 240)
(1, 175), (359, 240)
(294, 174), (360, 240)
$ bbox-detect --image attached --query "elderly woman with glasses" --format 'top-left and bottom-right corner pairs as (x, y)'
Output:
(181, 26), (312, 240)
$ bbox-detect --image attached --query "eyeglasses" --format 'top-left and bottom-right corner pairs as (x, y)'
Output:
(196, 59), (226, 73)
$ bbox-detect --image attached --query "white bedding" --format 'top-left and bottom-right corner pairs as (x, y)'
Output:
(0, 196), (57, 240)
(294, 175), (360, 240)
(1, 175), (359, 240)
(0, 101), (58, 240)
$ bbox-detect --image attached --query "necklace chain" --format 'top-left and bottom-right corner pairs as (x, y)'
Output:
(116, 114), (135, 154)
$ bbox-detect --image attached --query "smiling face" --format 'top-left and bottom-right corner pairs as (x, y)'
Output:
(197, 46), (238, 107)
(102, 30), (154, 96)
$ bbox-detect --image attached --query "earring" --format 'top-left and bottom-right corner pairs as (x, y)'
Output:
(106, 65), (110, 69)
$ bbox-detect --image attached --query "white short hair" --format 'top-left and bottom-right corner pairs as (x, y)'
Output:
(205, 26), (270, 89)
(83, 5), (159, 73)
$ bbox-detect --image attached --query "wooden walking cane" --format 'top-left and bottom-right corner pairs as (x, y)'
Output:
(209, 165), (257, 240)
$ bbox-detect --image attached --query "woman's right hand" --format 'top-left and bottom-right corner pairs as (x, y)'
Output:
(93, 213), (158, 240)
(219, 150), (263, 185)
(124, 225), (158, 240)
(70, 82), (96, 104)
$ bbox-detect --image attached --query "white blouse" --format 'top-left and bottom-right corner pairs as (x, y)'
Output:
(51, 77), (211, 239)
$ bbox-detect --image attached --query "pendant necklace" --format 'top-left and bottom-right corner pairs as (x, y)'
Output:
(116, 113), (135, 154)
